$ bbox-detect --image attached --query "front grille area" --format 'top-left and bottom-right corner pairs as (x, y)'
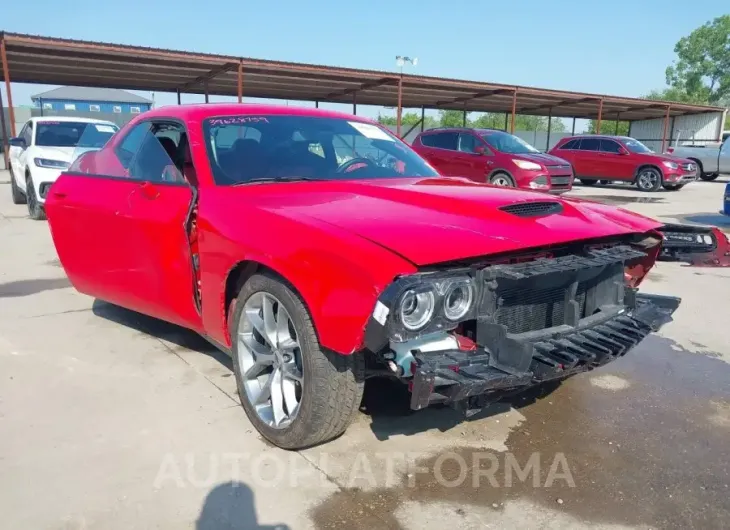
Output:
(477, 246), (645, 337)
(681, 162), (695, 172)
(550, 175), (572, 189)
(547, 164), (572, 171)
(499, 201), (563, 217)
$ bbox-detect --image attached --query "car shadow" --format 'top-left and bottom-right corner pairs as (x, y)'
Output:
(0, 277), (72, 298)
(670, 212), (730, 228)
(361, 377), (562, 441)
(196, 481), (290, 530)
(91, 299), (232, 370)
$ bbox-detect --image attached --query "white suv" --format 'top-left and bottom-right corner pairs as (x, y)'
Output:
(8, 117), (119, 219)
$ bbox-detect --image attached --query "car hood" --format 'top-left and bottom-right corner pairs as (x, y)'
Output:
(33, 146), (98, 164)
(511, 152), (570, 166)
(636, 152), (692, 164)
(249, 177), (662, 266)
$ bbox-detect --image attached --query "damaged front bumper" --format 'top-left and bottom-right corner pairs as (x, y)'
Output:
(409, 293), (680, 414)
(657, 223), (730, 267)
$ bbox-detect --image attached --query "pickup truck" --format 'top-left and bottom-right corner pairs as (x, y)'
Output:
(668, 135), (730, 181)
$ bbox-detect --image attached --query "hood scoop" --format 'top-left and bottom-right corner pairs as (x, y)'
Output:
(499, 201), (563, 218)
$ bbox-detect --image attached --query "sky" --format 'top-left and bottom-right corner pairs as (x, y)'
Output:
(2, 0), (728, 126)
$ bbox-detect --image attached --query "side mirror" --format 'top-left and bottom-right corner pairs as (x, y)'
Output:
(618, 147), (629, 155)
(9, 137), (26, 149)
(474, 144), (487, 155)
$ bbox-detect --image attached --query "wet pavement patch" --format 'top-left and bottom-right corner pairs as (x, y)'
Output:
(578, 195), (665, 205)
(0, 277), (72, 298)
(311, 336), (730, 529)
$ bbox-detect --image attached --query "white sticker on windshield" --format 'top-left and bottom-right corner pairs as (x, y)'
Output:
(348, 121), (395, 142)
(95, 125), (117, 133)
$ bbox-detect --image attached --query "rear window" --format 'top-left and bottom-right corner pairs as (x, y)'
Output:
(420, 132), (458, 150)
(578, 138), (600, 151)
(203, 115), (439, 185)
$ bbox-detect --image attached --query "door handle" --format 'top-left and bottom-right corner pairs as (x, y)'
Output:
(52, 190), (67, 199)
(139, 181), (160, 200)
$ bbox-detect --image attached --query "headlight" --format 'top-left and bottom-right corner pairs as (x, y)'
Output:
(370, 271), (479, 342)
(662, 161), (678, 170)
(443, 279), (475, 321)
(34, 158), (70, 169)
(398, 289), (436, 330)
(513, 159), (542, 171)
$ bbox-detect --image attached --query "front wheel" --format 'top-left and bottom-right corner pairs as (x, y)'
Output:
(635, 167), (662, 192)
(489, 172), (515, 187)
(26, 175), (46, 220)
(700, 173), (719, 181)
(231, 272), (364, 449)
(10, 168), (26, 204)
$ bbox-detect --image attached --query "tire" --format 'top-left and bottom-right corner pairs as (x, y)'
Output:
(580, 179), (597, 186)
(26, 175), (47, 220)
(700, 173), (719, 181)
(231, 272), (364, 449)
(635, 167), (662, 192)
(662, 184), (685, 191)
(599, 180), (611, 185)
(9, 168), (26, 205)
(489, 172), (515, 187)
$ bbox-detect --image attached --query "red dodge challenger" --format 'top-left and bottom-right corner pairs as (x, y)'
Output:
(45, 104), (680, 449)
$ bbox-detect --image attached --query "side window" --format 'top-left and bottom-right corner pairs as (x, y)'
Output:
(600, 139), (622, 153)
(128, 123), (186, 183)
(115, 123), (152, 169)
(560, 139), (579, 150)
(579, 138), (600, 151)
(421, 132), (458, 150)
(23, 122), (33, 146)
(458, 133), (480, 153)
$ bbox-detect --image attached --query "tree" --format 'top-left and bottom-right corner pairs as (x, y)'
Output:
(377, 112), (437, 129)
(438, 109), (469, 127)
(587, 120), (630, 135)
(664, 15), (730, 104)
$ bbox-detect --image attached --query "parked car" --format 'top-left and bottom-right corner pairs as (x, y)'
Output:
(7, 117), (119, 219)
(724, 181), (730, 216)
(667, 134), (730, 181)
(549, 135), (698, 192)
(412, 128), (574, 193)
(45, 104), (680, 449)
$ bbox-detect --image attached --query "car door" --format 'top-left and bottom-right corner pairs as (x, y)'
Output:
(719, 137), (730, 174)
(574, 137), (601, 177)
(457, 132), (490, 180)
(597, 139), (634, 180)
(46, 119), (202, 331)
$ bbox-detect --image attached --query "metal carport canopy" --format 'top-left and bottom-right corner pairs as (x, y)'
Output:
(0, 31), (725, 122)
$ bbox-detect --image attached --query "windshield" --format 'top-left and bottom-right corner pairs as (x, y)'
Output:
(479, 131), (540, 154)
(35, 121), (119, 148)
(203, 115), (439, 185)
(622, 138), (653, 154)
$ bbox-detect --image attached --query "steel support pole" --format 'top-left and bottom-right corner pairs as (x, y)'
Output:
(614, 113), (620, 135)
(596, 98), (604, 134)
(176, 89), (181, 105)
(546, 110), (552, 151)
(204, 82), (209, 104)
(0, 36), (16, 137)
(572, 117), (576, 135)
(396, 74), (403, 137)
(237, 61), (243, 103)
(462, 107), (467, 127)
(661, 105), (671, 153)
(510, 89), (518, 134)
(504, 112), (508, 131)
(315, 100), (319, 109)
(421, 106), (425, 132)
(353, 93), (357, 115)
(0, 84), (8, 170)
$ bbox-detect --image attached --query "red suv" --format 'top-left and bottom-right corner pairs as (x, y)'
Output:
(412, 128), (574, 193)
(549, 135), (698, 192)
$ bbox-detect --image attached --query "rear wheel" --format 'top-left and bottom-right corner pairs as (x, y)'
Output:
(635, 167), (662, 192)
(580, 179), (597, 186)
(231, 272), (364, 449)
(26, 175), (46, 220)
(599, 180), (611, 185)
(10, 168), (26, 205)
(489, 172), (515, 187)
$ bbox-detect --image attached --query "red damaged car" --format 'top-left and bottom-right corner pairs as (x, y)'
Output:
(45, 104), (680, 449)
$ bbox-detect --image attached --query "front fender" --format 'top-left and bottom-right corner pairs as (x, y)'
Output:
(198, 194), (416, 354)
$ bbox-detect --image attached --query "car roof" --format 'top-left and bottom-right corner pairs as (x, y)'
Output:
(142, 103), (377, 124)
(30, 116), (117, 125)
(566, 134), (624, 140)
(418, 127), (508, 134)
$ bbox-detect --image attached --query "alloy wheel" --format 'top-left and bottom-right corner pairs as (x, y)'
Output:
(637, 169), (659, 191)
(237, 292), (303, 429)
(491, 175), (512, 187)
